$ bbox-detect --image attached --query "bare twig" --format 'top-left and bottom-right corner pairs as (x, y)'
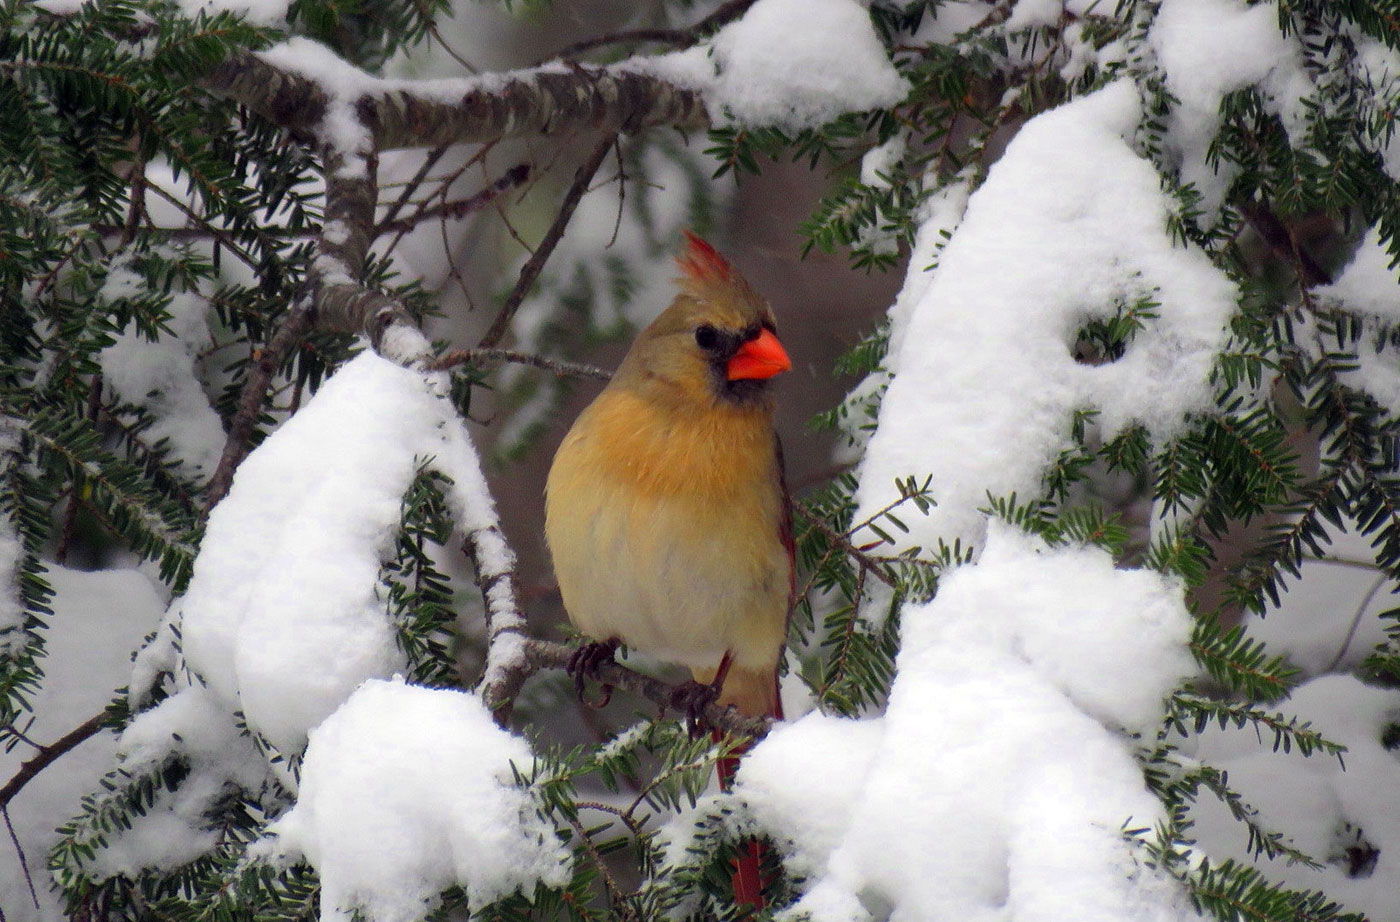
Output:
(478, 132), (618, 349)
(0, 712), (109, 811)
(3, 807), (38, 911)
(542, 0), (760, 63)
(374, 163), (530, 236)
(432, 348), (611, 380)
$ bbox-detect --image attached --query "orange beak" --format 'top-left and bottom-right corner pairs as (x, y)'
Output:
(726, 329), (792, 381)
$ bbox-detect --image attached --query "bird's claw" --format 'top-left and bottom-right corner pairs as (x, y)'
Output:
(567, 639), (619, 709)
(670, 680), (721, 738)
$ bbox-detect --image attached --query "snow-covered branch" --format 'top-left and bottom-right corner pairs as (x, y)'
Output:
(202, 51), (710, 152)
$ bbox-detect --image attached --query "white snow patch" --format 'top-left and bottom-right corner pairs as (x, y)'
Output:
(0, 511), (23, 650)
(641, 0), (908, 131)
(739, 523), (1198, 922)
(1149, 0), (1314, 218)
(853, 81), (1237, 557)
(0, 566), (166, 919)
(99, 283), (224, 484)
(175, 0), (288, 26)
(268, 678), (571, 922)
(176, 352), (453, 752)
(1317, 225), (1400, 321)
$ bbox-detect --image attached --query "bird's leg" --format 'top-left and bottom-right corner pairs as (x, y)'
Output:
(671, 651), (734, 738)
(567, 638), (620, 709)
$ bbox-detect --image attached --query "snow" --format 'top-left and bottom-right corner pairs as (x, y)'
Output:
(642, 0), (908, 131)
(176, 351), (460, 753)
(175, 0), (288, 26)
(853, 81), (1238, 557)
(0, 566), (166, 922)
(267, 678), (571, 922)
(1301, 225), (1400, 412)
(98, 278), (224, 484)
(0, 510), (23, 649)
(738, 523), (1199, 922)
(1148, 0), (1314, 218)
(1317, 225), (1400, 321)
(1187, 675), (1400, 920)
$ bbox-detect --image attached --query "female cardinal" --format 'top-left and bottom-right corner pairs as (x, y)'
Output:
(545, 231), (794, 725)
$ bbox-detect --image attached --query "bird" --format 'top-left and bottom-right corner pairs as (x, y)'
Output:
(544, 231), (793, 907)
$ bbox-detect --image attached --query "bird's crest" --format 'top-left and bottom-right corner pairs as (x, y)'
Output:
(676, 230), (734, 286)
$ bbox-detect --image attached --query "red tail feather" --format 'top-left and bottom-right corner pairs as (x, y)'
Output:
(713, 676), (781, 913)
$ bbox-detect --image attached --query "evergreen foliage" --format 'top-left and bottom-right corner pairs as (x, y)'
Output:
(1, 0), (1399, 921)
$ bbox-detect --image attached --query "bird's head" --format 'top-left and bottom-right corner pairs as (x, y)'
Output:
(616, 231), (792, 409)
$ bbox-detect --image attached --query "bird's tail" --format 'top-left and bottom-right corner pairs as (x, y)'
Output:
(699, 663), (782, 912)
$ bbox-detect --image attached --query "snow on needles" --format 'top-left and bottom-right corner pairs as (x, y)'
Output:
(172, 350), (507, 754)
(854, 81), (1238, 556)
(642, 0), (908, 131)
(738, 523), (1199, 922)
(268, 679), (571, 922)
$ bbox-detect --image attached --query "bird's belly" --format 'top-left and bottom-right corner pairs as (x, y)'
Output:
(549, 485), (787, 673)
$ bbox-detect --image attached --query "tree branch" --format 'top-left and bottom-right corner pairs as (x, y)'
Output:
(202, 55), (709, 152)
(520, 638), (773, 739)
(373, 163), (530, 236)
(431, 348), (611, 380)
(0, 712), (109, 811)
(478, 131), (617, 348)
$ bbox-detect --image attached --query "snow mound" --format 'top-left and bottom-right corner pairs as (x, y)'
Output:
(854, 80), (1238, 556)
(738, 523), (1199, 922)
(642, 0), (908, 131)
(268, 678), (571, 922)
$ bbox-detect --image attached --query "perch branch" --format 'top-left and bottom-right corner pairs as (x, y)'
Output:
(431, 348), (611, 380)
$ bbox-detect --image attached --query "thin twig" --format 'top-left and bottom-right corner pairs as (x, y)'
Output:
(796, 505), (897, 587)
(478, 132), (618, 349)
(1324, 570), (1389, 673)
(375, 164), (530, 236)
(3, 807), (38, 911)
(432, 348), (611, 380)
(562, 810), (631, 913)
(541, 0), (760, 63)
(380, 145), (449, 231)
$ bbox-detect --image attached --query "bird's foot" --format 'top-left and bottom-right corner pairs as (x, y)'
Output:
(567, 639), (619, 709)
(670, 680), (721, 738)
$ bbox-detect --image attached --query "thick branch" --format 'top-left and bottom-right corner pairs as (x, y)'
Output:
(204, 302), (313, 511)
(203, 56), (709, 152)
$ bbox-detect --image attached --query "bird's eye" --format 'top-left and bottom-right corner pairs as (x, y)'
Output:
(694, 324), (720, 351)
